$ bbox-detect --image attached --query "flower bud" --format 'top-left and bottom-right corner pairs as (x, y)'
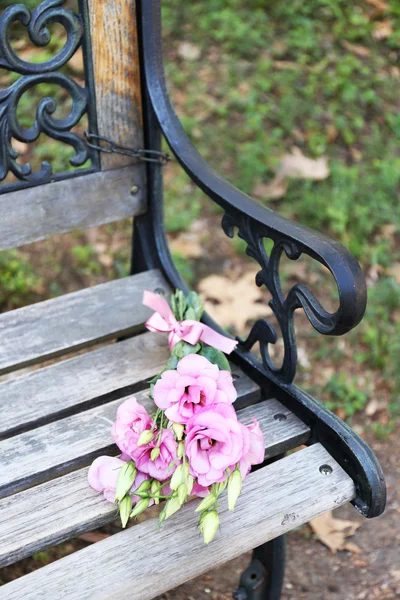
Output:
(195, 493), (216, 513)
(164, 495), (182, 519)
(172, 423), (185, 441)
(201, 510), (220, 544)
(177, 441), (185, 460)
(137, 429), (154, 446)
(150, 446), (160, 461)
(151, 480), (162, 505)
(130, 497), (150, 519)
(119, 494), (132, 528)
(228, 469), (242, 511)
(177, 483), (187, 505)
(170, 464), (184, 491)
(186, 474), (194, 496)
(114, 461), (137, 502)
(134, 478), (152, 495)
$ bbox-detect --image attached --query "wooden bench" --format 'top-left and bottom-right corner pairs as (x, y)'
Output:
(0, 1), (386, 599)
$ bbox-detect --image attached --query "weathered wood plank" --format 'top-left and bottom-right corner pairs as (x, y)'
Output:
(0, 166), (146, 251)
(88, 0), (143, 170)
(0, 398), (309, 567)
(0, 444), (355, 598)
(0, 332), (169, 439)
(0, 269), (168, 375)
(3, 390), (301, 501)
(0, 336), (259, 439)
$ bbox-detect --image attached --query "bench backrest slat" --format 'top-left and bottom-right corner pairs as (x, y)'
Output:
(0, 0), (145, 249)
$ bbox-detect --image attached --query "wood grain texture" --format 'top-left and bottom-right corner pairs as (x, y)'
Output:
(0, 399), (309, 567)
(0, 270), (168, 375)
(0, 166), (146, 251)
(0, 340), (259, 439)
(88, 0), (143, 170)
(0, 332), (169, 439)
(0, 368), (264, 498)
(0, 394), (305, 500)
(0, 444), (355, 598)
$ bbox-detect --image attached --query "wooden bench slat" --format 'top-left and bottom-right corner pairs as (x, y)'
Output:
(0, 165), (146, 251)
(0, 444), (355, 599)
(0, 398), (310, 566)
(0, 334), (259, 440)
(1, 393), (307, 500)
(0, 269), (168, 375)
(0, 332), (169, 439)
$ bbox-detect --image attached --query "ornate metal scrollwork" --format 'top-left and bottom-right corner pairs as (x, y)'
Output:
(0, 0), (97, 191)
(222, 211), (348, 383)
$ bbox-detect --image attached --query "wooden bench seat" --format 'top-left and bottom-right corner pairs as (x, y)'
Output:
(0, 443), (355, 600)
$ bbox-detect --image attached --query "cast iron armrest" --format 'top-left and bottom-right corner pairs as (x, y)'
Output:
(135, 0), (385, 519)
(139, 0), (366, 386)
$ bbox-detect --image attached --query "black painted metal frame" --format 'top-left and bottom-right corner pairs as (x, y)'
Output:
(0, 0), (99, 194)
(133, 0), (386, 524)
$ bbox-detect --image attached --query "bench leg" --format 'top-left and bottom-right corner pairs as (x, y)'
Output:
(233, 535), (286, 600)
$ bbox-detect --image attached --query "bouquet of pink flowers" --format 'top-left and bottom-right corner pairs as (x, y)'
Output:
(88, 290), (264, 544)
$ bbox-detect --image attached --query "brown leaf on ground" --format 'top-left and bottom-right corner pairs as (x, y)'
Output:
(309, 511), (362, 554)
(78, 532), (110, 544)
(198, 270), (272, 334)
(364, 0), (389, 14)
(341, 41), (371, 58)
(279, 148), (330, 181)
(170, 233), (203, 259)
(253, 148), (329, 200)
(178, 42), (201, 61)
(373, 19), (393, 40)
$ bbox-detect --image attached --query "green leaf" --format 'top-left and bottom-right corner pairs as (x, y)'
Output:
(199, 346), (231, 372)
(172, 340), (201, 359)
(166, 355), (179, 369)
(185, 291), (204, 320)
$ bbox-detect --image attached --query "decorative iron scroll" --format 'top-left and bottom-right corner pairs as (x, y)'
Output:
(0, 0), (98, 192)
(221, 212), (338, 383)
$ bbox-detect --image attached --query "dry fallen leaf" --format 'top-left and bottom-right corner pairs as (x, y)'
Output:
(198, 270), (272, 334)
(170, 233), (203, 259)
(279, 147), (330, 181)
(364, 0), (389, 14)
(373, 19), (393, 40)
(342, 41), (371, 58)
(178, 42), (201, 61)
(253, 148), (329, 200)
(309, 511), (362, 554)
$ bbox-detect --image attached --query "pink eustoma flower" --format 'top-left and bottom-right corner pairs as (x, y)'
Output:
(87, 455), (151, 503)
(133, 429), (178, 481)
(112, 396), (153, 458)
(153, 354), (237, 424)
(239, 418), (265, 478)
(185, 403), (245, 486)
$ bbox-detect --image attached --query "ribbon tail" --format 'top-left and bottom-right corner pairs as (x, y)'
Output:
(199, 324), (238, 354)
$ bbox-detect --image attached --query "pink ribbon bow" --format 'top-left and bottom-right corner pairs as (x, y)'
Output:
(143, 291), (238, 354)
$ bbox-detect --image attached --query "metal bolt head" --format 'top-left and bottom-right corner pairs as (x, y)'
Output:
(130, 185), (139, 195)
(319, 464), (333, 476)
(274, 413), (287, 422)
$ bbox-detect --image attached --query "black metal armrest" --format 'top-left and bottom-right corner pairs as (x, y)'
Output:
(134, 0), (385, 519)
(139, 0), (366, 387)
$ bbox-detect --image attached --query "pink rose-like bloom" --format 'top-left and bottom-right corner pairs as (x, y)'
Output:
(239, 419), (265, 478)
(87, 455), (151, 503)
(185, 403), (245, 487)
(133, 429), (178, 481)
(153, 354), (237, 424)
(112, 396), (153, 458)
